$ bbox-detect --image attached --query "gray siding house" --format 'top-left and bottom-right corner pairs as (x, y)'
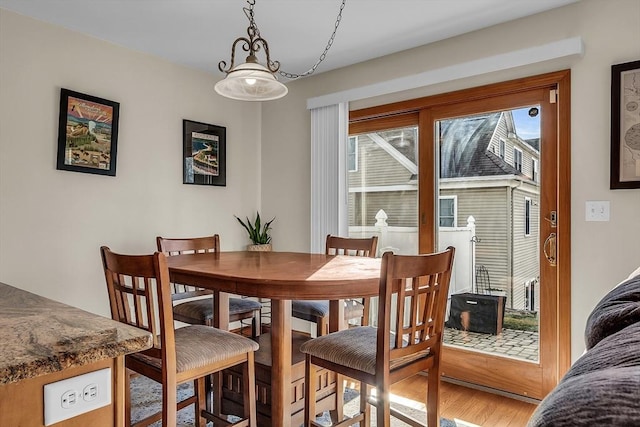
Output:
(349, 111), (540, 310)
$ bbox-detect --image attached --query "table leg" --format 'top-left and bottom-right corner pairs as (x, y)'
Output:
(329, 300), (346, 422)
(328, 300), (346, 333)
(212, 291), (230, 330)
(270, 299), (292, 427)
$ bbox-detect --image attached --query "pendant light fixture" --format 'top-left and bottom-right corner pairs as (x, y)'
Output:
(215, 0), (346, 102)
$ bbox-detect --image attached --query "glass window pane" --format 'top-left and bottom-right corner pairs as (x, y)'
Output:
(347, 126), (418, 255)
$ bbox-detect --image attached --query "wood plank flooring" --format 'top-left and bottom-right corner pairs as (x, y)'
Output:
(391, 375), (537, 427)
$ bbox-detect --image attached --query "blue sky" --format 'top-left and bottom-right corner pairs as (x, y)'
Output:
(512, 107), (540, 140)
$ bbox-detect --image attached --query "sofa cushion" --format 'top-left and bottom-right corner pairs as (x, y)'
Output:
(565, 322), (640, 379)
(527, 366), (640, 426)
(584, 274), (640, 349)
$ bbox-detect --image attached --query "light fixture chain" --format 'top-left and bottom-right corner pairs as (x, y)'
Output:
(277, 0), (346, 80)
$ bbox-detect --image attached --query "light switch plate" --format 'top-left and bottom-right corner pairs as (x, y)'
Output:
(43, 368), (111, 426)
(585, 200), (610, 222)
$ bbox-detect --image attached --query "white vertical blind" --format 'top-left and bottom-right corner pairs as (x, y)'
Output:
(310, 102), (348, 253)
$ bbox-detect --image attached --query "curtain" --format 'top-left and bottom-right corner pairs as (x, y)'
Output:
(310, 102), (348, 253)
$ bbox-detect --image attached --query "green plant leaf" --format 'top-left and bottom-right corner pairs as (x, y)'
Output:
(235, 212), (275, 244)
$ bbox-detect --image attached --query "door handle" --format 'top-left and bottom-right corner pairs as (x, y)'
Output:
(543, 232), (557, 267)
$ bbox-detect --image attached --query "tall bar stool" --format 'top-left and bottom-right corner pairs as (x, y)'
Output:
(301, 247), (455, 427)
(101, 246), (258, 427)
(157, 235), (262, 338)
(291, 235), (378, 336)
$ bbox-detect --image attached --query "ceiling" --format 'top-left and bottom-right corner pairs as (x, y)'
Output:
(0, 0), (579, 81)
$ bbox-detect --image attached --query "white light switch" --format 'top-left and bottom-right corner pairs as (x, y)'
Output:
(585, 201), (610, 222)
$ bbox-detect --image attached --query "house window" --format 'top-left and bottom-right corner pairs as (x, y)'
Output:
(525, 279), (537, 311)
(439, 196), (457, 227)
(499, 140), (505, 159)
(532, 158), (539, 182)
(514, 147), (523, 172)
(347, 136), (358, 172)
(525, 197), (531, 236)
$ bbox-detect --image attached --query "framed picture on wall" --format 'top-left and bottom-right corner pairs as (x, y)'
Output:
(183, 119), (226, 186)
(610, 60), (640, 189)
(56, 88), (120, 176)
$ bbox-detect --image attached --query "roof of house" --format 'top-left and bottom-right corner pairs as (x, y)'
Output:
(440, 112), (525, 179)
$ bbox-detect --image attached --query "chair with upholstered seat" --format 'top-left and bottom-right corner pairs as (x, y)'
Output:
(292, 235), (378, 337)
(156, 235), (262, 338)
(301, 247), (455, 427)
(100, 246), (258, 427)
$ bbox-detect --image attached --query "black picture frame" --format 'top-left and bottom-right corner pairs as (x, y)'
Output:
(183, 119), (226, 186)
(610, 60), (640, 189)
(56, 88), (120, 176)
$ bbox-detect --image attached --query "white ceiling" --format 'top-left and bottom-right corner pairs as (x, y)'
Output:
(0, 0), (579, 81)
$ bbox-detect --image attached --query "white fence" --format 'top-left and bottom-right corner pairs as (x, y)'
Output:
(349, 210), (476, 296)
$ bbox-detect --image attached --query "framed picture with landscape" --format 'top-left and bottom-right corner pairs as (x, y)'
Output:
(56, 88), (120, 176)
(611, 60), (640, 189)
(183, 119), (226, 186)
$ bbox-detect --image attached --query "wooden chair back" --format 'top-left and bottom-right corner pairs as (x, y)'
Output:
(377, 246), (455, 376)
(100, 246), (173, 363)
(325, 235), (378, 257)
(156, 235), (220, 301)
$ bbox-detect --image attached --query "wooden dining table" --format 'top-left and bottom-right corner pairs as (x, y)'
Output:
(165, 250), (381, 427)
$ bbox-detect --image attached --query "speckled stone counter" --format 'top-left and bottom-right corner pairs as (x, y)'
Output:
(0, 281), (152, 385)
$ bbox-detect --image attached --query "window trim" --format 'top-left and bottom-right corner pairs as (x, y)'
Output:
(532, 158), (539, 182)
(499, 139), (506, 159)
(524, 197), (532, 236)
(347, 136), (358, 172)
(439, 195), (457, 228)
(514, 147), (523, 172)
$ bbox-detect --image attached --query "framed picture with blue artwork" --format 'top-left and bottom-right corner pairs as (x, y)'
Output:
(56, 88), (120, 176)
(182, 119), (226, 186)
(611, 60), (640, 189)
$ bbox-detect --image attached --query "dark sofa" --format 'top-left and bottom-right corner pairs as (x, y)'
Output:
(527, 268), (640, 426)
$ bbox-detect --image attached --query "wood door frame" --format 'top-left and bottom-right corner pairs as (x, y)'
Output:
(349, 70), (571, 398)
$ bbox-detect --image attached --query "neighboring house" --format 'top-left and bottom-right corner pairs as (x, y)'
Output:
(348, 111), (540, 310)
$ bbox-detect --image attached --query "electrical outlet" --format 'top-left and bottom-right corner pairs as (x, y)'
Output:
(43, 368), (111, 426)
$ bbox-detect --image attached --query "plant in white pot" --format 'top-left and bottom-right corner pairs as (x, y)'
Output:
(235, 212), (274, 251)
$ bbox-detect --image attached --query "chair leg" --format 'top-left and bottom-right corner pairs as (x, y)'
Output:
(376, 382), (391, 427)
(195, 378), (206, 427)
(359, 382), (371, 427)
(362, 298), (370, 326)
(427, 364), (441, 427)
(335, 373), (344, 422)
(304, 356), (317, 427)
(162, 377), (178, 427)
(243, 353), (257, 427)
(125, 369), (132, 427)
(252, 309), (261, 338)
(317, 316), (329, 337)
(212, 372), (223, 418)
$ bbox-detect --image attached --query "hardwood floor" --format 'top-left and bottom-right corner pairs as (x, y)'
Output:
(391, 375), (538, 427)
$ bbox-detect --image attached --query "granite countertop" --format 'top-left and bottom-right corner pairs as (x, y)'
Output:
(0, 282), (153, 385)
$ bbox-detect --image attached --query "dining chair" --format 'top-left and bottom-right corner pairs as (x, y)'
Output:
(100, 246), (258, 427)
(156, 235), (262, 338)
(292, 235), (378, 337)
(301, 247), (455, 427)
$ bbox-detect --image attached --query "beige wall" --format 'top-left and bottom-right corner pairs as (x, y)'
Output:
(0, 10), (262, 316)
(261, 0), (640, 358)
(1, 0), (638, 360)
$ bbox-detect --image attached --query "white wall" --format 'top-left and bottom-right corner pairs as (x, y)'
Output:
(0, 10), (263, 316)
(261, 0), (640, 359)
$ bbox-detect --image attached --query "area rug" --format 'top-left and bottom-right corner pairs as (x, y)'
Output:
(130, 375), (459, 426)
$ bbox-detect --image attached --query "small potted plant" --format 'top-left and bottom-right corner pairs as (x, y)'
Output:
(235, 212), (275, 251)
